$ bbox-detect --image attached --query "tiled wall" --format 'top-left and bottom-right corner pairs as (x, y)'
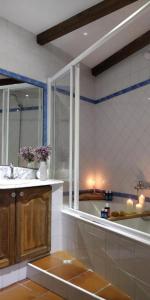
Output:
(95, 45), (150, 100)
(94, 83), (150, 194)
(61, 212), (150, 300)
(93, 46), (150, 194)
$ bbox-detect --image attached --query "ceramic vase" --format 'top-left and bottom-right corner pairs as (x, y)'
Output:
(39, 161), (47, 180)
(27, 161), (35, 169)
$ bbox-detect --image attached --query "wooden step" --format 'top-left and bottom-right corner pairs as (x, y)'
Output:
(27, 251), (132, 300)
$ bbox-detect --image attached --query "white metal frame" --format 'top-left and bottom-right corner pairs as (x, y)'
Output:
(69, 66), (74, 208)
(1, 89), (9, 164)
(48, 1), (150, 209)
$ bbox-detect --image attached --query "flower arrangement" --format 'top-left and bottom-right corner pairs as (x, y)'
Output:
(34, 145), (52, 162)
(19, 145), (52, 163)
(19, 146), (35, 162)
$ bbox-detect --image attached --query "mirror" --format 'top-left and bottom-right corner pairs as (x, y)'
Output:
(0, 71), (47, 167)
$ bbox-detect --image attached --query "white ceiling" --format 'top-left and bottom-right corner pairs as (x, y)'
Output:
(52, 0), (150, 67)
(0, 0), (101, 33)
(0, 0), (149, 68)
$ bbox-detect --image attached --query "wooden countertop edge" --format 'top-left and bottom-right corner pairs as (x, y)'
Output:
(109, 211), (150, 221)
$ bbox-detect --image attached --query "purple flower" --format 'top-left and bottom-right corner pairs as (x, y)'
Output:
(19, 146), (35, 162)
(35, 145), (52, 162)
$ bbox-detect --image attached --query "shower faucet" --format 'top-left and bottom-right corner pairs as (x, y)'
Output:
(134, 180), (150, 191)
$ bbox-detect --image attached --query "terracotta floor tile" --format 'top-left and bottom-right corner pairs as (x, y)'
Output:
(0, 282), (66, 300)
(32, 255), (62, 270)
(39, 290), (65, 300)
(97, 284), (132, 300)
(20, 280), (47, 296)
(47, 259), (87, 280)
(70, 270), (109, 293)
(52, 251), (74, 261)
(0, 285), (36, 300)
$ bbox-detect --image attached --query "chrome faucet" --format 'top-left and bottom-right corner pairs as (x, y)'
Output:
(9, 163), (14, 179)
(5, 163), (16, 179)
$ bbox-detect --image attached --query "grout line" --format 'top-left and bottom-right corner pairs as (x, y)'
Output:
(68, 269), (90, 282)
(95, 283), (111, 295)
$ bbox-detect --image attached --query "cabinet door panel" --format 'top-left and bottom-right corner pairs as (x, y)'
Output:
(0, 190), (15, 268)
(16, 186), (51, 262)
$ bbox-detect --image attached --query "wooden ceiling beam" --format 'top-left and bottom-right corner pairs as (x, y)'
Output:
(92, 30), (150, 76)
(0, 78), (23, 86)
(37, 0), (138, 45)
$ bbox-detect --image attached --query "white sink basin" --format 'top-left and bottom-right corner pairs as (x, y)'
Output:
(0, 179), (34, 185)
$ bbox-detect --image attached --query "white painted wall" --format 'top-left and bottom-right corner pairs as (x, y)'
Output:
(95, 45), (150, 100)
(0, 17), (71, 81)
(0, 16), (95, 182)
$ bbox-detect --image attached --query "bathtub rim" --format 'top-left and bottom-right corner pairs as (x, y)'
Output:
(62, 207), (150, 246)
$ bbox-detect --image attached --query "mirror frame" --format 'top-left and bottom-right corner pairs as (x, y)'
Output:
(0, 67), (47, 146)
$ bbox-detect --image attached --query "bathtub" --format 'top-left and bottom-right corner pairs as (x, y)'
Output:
(79, 199), (128, 218)
(116, 217), (150, 234)
(79, 199), (150, 235)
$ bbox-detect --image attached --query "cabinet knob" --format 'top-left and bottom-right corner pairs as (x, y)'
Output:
(19, 191), (24, 197)
(11, 192), (16, 198)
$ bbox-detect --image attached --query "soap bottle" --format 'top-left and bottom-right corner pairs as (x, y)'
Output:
(108, 190), (112, 201)
(105, 203), (110, 217)
(104, 209), (108, 219)
(101, 209), (105, 218)
(105, 190), (109, 201)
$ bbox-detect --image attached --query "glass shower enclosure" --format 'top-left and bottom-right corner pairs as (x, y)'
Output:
(48, 66), (80, 209)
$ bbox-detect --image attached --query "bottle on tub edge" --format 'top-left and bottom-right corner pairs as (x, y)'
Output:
(105, 190), (113, 201)
(105, 202), (110, 218)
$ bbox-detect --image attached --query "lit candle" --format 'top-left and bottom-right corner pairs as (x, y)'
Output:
(126, 199), (133, 213)
(136, 203), (143, 214)
(139, 194), (145, 206)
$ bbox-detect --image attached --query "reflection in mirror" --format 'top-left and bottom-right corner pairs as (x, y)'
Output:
(0, 74), (44, 167)
(0, 91), (2, 163)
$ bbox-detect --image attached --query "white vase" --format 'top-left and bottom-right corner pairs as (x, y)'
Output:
(27, 161), (35, 169)
(39, 161), (47, 180)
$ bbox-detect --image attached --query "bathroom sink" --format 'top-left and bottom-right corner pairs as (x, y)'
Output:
(0, 179), (35, 186)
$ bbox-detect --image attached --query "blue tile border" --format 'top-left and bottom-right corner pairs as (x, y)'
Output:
(0, 68), (149, 150)
(0, 68), (47, 145)
(96, 78), (150, 104)
(55, 86), (95, 104)
(0, 106), (39, 113)
(64, 189), (150, 203)
(53, 78), (150, 106)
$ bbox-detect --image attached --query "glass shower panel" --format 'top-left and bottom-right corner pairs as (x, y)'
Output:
(51, 71), (74, 207)
(0, 90), (3, 164)
(8, 85), (43, 166)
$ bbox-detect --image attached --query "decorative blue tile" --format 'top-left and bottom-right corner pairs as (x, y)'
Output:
(96, 79), (150, 104)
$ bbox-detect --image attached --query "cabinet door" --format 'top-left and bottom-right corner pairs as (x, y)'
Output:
(0, 190), (15, 268)
(16, 186), (51, 262)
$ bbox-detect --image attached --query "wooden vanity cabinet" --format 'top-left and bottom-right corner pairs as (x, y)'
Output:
(16, 186), (51, 262)
(0, 185), (51, 268)
(0, 190), (15, 268)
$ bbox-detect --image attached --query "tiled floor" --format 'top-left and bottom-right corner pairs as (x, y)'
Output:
(31, 251), (132, 300)
(0, 280), (64, 300)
